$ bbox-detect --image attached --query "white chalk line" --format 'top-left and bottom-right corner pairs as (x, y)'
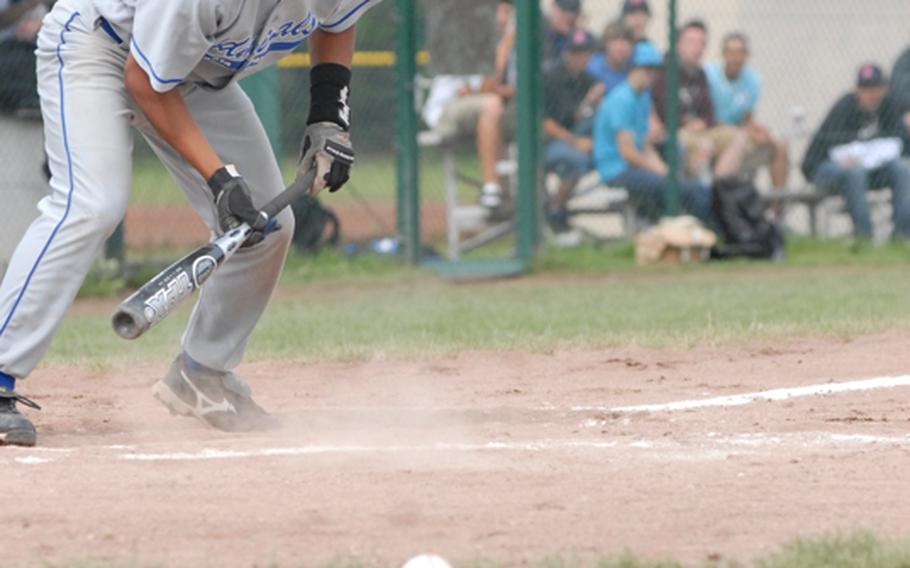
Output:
(117, 432), (910, 462)
(13, 456), (53, 465)
(579, 375), (910, 413)
(6, 432), (910, 465)
(118, 440), (622, 461)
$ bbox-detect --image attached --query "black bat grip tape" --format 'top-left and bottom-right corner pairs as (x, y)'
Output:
(262, 168), (317, 219)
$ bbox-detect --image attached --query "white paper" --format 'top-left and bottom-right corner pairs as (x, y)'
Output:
(829, 137), (904, 170)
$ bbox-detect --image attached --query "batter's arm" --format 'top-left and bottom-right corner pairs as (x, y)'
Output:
(296, 27), (357, 195)
(123, 55), (223, 180)
(308, 27), (355, 68)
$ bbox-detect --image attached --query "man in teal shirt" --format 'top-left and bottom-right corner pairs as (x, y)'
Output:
(594, 42), (711, 221)
(705, 32), (789, 190)
(705, 44), (760, 125)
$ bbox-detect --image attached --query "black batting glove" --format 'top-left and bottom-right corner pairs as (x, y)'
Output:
(207, 165), (271, 246)
(301, 63), (355, 196)
(299, 123), (354, 196)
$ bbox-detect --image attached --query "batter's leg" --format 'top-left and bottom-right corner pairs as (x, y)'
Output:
(136, 83), (294, 372)
(0, 11), (133, 379)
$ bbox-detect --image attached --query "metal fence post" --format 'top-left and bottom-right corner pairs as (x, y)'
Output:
(515, 0), (542, 263)
(395, 0), (421, 264)
(665, 0), (680, 216)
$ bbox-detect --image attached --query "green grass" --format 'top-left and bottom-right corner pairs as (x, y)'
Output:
(545, 534), (910, 567)
(756, 534), (910, 568)
(50, 238), (910, 367)
(535, 237), (910, 273)
(44, 534), (910, 567)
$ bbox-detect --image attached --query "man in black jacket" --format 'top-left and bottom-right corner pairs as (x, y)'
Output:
(543, 29), (602, 234)
(802, 64), (910, 240)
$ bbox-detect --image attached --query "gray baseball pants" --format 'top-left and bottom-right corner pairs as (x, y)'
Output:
(0, 5), (294, 379)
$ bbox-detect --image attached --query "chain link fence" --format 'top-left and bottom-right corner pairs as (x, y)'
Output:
(3, 0), (910, 279)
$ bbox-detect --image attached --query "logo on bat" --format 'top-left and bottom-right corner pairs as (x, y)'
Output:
(143, 271), (194, 325)
(191, 256), (218, 288)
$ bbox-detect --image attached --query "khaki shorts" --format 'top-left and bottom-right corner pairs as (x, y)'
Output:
(435, 94), (516, 141)
(680, 125), (773, 174)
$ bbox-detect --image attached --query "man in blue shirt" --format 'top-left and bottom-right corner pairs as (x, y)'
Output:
(586, 21), (633, 95)
(594, 42), (711, 222)
(705, 32), (789, 190)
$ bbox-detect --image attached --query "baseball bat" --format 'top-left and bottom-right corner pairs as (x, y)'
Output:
(111, 169), (316, 340)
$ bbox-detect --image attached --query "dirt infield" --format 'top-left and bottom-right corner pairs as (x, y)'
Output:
(5, 333), (910, 567)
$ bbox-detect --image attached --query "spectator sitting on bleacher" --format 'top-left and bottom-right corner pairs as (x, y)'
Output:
(652, 20), (745, 184)
(890, 46), (910, 147)
(543, 29), (603, 234)
(421, 0), (515, 211)
(0, 0), (46, 114)
(620, 0), (651, 45)
(586, 21), (634, 95)
(801, 64), (910, 241)
(543, 0), (583, 70)
(705, 32), (790, 191)
(594, 42), (711, 223)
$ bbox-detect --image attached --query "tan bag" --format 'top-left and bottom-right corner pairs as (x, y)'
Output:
(634, 216), (717, 265)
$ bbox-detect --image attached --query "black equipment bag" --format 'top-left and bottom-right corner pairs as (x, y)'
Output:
(711, 176), (785, 259)
(290, 194), (341, 254)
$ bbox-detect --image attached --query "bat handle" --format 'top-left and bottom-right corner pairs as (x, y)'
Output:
(261, 168), (317, 220)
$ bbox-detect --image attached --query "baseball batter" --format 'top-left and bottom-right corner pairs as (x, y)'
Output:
(0, 0), (382, 446)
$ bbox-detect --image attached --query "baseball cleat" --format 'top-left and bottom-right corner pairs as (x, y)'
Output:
(152, 353), (280, 432)
(0, 387), (40, 447)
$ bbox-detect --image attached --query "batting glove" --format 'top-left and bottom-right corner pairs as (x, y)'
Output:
(299, 122), (354, 196)
(208, 165), (271, 247)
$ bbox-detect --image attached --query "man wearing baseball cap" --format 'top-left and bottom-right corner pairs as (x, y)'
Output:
(594, 42), (711, 222)
(543, 0), (583, 68)
(620, 0), (651, 44)
(542, 29), (603, 235)
(802, 64), (910, 241)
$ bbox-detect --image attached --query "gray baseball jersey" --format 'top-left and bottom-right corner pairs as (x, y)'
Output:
(93, 0), (381, 91)
(0, 0), (381, 380)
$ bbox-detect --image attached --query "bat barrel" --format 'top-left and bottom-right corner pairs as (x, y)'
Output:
(112, 304), (149, 340)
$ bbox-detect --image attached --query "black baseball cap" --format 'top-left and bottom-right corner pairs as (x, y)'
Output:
(555, 0), (581, 13)
(565, 28), (597, 53)
(857, 63), (886, 88)
(622, 0), (651, 16)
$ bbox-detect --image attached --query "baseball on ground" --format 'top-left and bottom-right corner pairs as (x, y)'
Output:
(401, 554), (453, 568)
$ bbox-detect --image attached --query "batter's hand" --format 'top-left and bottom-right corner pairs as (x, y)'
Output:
(298, 122), (354, 196)
(208, 166), (271, 246)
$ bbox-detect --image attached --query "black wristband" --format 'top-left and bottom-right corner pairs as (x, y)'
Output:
(307, 63), (352, 131)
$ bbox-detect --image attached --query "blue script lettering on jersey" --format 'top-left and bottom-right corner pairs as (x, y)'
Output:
(205, 14), (318, 71)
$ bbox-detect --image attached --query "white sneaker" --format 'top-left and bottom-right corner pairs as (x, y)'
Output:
(153, 353), (279, 432)
(479, 183), (504, 210)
